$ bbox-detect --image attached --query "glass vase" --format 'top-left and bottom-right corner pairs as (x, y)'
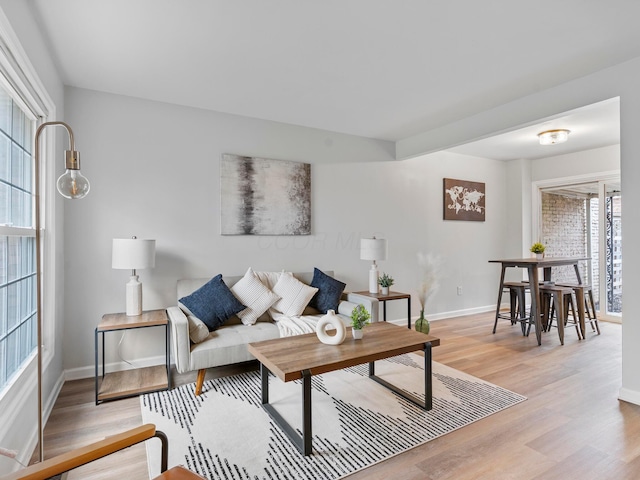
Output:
(415, 309), (430, 334)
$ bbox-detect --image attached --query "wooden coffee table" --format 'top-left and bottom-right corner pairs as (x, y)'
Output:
(248, 322), (440, 456)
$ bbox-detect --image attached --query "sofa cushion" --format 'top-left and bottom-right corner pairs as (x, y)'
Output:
(272, 272), (318, 317)
(308, 268), (347, 313)
(232, 267), (280, 325)
(178, 274), (247, 331)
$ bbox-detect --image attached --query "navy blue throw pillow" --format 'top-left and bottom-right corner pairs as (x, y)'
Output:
(308, 268), (346, 313)
(179, 274), (246, 331)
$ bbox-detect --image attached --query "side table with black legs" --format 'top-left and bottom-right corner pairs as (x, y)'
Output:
(353, 291), (412, 329)
(95, 309), (171, 404)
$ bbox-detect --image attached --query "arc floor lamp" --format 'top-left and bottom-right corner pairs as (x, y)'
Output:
(34, 121), (90, 462)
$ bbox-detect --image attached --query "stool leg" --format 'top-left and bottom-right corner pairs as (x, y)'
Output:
(566, 293), (582, 340)
(516, 287), (527, 335)
(555, 293), (565, 345)
(510, 289), (518, 325)
(587, 289), (601, 335)
(493, 267), (506, 334)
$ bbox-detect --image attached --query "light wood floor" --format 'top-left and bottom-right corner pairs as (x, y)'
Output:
(38, 311), (640, 479)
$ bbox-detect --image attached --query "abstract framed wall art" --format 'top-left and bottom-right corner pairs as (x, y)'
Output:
(443, 178), (486, 221)
(221, 154), (311, 235)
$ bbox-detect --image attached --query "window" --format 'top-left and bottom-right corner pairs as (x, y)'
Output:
(0, 85), (36, 393)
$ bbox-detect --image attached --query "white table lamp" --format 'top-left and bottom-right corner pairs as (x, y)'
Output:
(112, 237), (156, 316)
(360, 237), (388, 294)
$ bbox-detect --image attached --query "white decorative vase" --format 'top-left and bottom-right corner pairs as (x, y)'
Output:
(352, 328), (364, 340)
(316, 310), (346, 345)
(381, 286), (389, 295)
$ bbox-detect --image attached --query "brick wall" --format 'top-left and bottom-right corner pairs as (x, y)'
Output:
(541, 192), (588, 284)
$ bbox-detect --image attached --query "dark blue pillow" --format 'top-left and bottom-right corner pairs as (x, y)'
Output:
(308, 268), (346, 313)
(179, 274), (246, 331)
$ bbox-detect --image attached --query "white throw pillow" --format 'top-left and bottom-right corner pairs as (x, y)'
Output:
(179, 303), (211, 344)
(232, 267), (280, 325)
(187, 314), (210, 343)
(254, 270), (283, 291)
(272, 272), (318, 317)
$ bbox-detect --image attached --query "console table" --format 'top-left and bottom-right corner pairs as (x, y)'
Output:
(353, 290), (412, 329)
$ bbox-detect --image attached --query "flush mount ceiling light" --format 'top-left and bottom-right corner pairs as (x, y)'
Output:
(538, 129), (570, 145)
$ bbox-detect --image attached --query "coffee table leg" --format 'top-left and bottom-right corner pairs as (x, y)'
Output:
(424, 342), (432, 410)
(260, 362), (269, 404)
(261, 366), (313, 456)
(302, 370), (312, 456)
(369, 345), (432, 411)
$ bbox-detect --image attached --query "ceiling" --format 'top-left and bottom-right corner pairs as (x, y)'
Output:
(447, 98), (620, 161)
(30, 1), (636, 153)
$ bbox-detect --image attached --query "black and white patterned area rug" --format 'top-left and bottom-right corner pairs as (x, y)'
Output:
(141, 354), (526, 479)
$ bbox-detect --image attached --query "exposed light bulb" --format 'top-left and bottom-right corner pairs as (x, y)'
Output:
(57, 169), (90, 199)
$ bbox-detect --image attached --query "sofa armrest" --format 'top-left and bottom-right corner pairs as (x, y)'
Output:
(167, 306), (191, 374)
(337, 300), (358, 317)
(344, 292), (379, 323)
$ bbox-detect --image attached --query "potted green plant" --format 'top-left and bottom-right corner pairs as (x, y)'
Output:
(378, 272), (394, 295)
(350, 304), (371, 339)
(530, 242), (545, 259)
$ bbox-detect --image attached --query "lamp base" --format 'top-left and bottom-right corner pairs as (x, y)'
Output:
(369, 264), (379, 294)
(126, 275), (142, 316)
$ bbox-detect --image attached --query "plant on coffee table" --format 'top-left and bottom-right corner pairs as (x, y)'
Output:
(350, 304), (371, 339)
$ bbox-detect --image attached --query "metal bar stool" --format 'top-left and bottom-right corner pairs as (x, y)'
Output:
(557, 283), (601, 336)
(539, 284), (581, 345)
(493, 281), (532, 335)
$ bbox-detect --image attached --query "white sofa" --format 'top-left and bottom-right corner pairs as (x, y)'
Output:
(167, 270), (378, 395)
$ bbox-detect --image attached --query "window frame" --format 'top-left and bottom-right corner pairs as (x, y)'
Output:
(0, 8), (58, 418)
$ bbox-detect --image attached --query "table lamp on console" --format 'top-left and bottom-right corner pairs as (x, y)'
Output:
(360, 236), (388, 294)
(112, 237), (156, 316)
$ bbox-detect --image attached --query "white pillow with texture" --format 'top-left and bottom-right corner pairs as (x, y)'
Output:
(254, 270), (283, 291)
(179, 303), (210, 343)
(178, 302), (209, 343)
(272, 272), (318, 317)
(232, 267), (280, 325)
(187, 314), (210, 343)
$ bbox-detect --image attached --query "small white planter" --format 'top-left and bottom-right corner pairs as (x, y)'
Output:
(352, 328), (364, 340)
(381, 286), (389, 295)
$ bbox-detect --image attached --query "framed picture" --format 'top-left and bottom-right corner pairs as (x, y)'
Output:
(221, 154), (311, 235)
(443, 178), (485, 221)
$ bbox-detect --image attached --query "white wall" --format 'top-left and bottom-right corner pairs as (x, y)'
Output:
(532, 144), (620, 181)
(62, 87), (509, 376)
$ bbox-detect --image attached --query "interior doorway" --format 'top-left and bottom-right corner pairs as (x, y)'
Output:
(538, 177), (622, 322)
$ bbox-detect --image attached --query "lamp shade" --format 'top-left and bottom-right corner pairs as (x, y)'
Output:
(360, 238), (387, 261)
(112, 238), (156, 270)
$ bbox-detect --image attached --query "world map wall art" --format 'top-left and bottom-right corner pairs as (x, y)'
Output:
(443, 178), (486, 221)
(220, 154), (311, 235)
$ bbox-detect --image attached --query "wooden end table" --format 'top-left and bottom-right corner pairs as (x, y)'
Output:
(248, 322), (439, 456)
(95, 309), (171, 404)
(353, 290), (412, 328)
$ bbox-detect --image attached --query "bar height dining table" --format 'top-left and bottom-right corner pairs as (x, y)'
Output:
(488, 257), (589, 345)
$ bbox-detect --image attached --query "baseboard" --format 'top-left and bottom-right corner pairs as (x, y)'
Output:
(0, 367), (64, 469)
(65, 354), (169, 381)
(618, 387), (640, 406)
(387, 304), (495, 326)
